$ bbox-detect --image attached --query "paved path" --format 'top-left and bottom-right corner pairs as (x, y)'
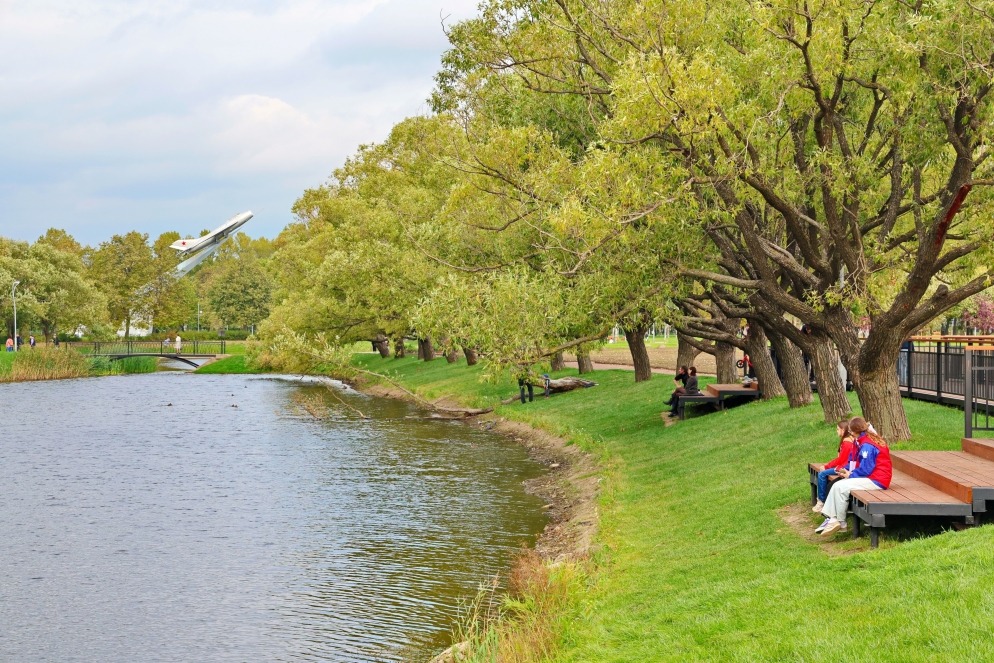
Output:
(565, 360), (719, 378)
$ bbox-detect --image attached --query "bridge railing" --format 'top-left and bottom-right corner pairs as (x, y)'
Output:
(62, 339), (227, 356)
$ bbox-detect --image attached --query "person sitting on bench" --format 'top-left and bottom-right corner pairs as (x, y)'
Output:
(818, 417), (892, 536)
(812, 420), (857, 522)
(664, 366), (688, 413)
(667, 366), (700, 417)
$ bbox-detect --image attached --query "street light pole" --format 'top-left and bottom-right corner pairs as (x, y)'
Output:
(197, 301), (201, 331)
(12, 280), (20, 352)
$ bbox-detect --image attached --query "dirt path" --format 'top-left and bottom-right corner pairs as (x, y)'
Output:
(565, 344), (745, 377)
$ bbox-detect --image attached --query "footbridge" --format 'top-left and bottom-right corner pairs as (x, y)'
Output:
(61, 340), (227, 368)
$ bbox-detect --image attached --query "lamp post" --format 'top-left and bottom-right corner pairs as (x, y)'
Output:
(197, 301), (201, 331)
(12, 280), (20, 352)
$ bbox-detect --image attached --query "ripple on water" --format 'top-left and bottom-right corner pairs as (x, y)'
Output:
(0, 373), (547, 662)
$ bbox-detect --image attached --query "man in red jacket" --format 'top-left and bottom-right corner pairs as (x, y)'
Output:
(819, 417), (892, 536)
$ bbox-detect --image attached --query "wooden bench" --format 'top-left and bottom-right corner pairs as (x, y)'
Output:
(850, 471), (973, 548)
(675, 393), (720, 419)
(807, 463), (973, 548)
(675, 383), (762, 420)
(807, 462), (841, 505)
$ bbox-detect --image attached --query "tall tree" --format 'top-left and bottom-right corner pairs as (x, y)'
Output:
(443, 0), (994, 438)
(88, 232), (157, 339)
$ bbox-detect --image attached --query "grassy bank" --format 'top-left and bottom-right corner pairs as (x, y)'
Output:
(0, 349), (157, 381)
(352, 354), (994, 662)
(194, 355), (270, 374)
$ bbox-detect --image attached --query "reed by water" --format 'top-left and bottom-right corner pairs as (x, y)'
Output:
(0, 348), (157, 381)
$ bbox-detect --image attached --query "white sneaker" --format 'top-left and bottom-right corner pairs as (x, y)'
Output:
(814, 517), (831, 533)
(820, 518), (843, 535)
(812, 501), (824, 513)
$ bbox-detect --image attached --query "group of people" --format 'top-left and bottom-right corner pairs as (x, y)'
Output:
(812, 416), (892, 535)
(5, 335), (36, 351)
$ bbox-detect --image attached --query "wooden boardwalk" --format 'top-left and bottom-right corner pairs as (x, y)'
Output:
(810, 438), (994, 547)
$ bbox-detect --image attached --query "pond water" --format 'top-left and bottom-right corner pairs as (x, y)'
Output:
(0, 373), (547, 661)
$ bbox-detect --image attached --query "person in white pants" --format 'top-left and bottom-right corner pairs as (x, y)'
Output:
(820, 477), (880, 530)
(818, 416), (892, 536)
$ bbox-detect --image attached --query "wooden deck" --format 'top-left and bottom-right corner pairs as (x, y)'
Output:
(808, 437), (994, 547)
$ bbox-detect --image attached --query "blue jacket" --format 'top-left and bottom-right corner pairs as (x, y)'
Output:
(848, 434), (892, 488)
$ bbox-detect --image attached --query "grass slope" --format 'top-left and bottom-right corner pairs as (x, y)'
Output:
(195, 355), (256, 373)
(353, 354), (994, 662)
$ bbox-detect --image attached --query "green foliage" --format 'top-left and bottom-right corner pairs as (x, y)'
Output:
(87, 231), (159, 337)
(203, 257), (272, 330)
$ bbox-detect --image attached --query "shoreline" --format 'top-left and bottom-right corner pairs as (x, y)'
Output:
(359, 381), (600, 563)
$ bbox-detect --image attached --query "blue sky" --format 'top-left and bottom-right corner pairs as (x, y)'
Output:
(0, 0), (480, 246)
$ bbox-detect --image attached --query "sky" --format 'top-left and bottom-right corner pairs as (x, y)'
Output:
(0, 0), (480, 246)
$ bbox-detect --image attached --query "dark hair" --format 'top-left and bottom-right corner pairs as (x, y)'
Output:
(679, 365), (688, 373)
(689, 366), (697, 376)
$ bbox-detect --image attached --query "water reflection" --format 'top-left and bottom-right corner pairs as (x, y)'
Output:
(0, 373), (546, 661)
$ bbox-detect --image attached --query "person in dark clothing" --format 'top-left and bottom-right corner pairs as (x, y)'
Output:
(667, 366), (701, 417)
(664, 366), (689, 411)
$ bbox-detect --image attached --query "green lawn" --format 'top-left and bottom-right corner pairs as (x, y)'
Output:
(352, 354), (994, 662)
(195, 355), (256, 373)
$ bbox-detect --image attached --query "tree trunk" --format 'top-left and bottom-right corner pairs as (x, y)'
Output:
(463, 347), (478, 366)
(550, 351), (565, 372)
(393, 337), (406, 358)
(744, 325), (785, 400)
(766, 327), (812, 408)
(373, 335), (390, 358)
(714, 340), (737, 383)
(623, 326), (653, 383)
(676, 332), (700, 370)
(837, 328), (911, 440)
(418, 337), (435, 362)
(445, 347), (459, 363)
(852, 358), (910, 441)
(809, 334), (851, 423)
(576, 350), (594, 374)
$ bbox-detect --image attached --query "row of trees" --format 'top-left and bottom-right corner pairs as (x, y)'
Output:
(259, 0), (994, 441)
(1, 228), (275, 342)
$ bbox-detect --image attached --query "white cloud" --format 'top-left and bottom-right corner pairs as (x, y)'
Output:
(0, 0), (480, 243)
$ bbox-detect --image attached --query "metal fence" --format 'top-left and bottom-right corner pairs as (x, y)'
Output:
(62, 339), (227, 356)
(900, 337), (994, 436)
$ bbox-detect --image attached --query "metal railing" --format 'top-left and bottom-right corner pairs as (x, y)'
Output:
(62, 339), (227, 356)
(964, 347), (994, 437)
(897, 337), (994, 437)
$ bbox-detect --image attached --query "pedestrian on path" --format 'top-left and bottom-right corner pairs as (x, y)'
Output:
(174, 333), (182, 354)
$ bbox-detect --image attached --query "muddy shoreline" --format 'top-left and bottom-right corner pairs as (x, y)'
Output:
(359, 382), (600, 563)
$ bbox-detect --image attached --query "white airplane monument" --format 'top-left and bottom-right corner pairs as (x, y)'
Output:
(171, 210), (254, 278)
